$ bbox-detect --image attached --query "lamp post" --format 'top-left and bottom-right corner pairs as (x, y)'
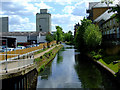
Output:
(0, 38), (7, 61)
(0, 38), (8, 73)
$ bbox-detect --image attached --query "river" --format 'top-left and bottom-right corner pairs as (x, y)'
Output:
(36, 44), (119, 89)
(1, 44), (119, 89)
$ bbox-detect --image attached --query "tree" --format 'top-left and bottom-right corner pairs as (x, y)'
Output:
(74, 18), (92, 51)
(55, 26), (64, 43)
(45, 33), (54, 42)
(101, 0), (113, 7)
(83, 24), (102, 50)
(63, 31), (73, 43)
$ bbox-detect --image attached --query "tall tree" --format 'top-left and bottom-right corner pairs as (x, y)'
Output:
(55, 26), (63, 44)
(83, 24), (102, 50)
(74, 18), (92, 51)
(45, 33), (54, 42)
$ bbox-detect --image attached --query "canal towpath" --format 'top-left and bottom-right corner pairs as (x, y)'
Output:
(0, 44), (60, 78)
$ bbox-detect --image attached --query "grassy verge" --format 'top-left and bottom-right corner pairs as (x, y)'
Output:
(89, 50), (120, 74)
(65, 42), (74, 45)
(34, 48), (48, 55)
(34, 45), (63, 72)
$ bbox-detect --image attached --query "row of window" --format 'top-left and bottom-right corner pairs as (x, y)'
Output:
(103, 18), (116, 28)
(102, 28), (119, 35)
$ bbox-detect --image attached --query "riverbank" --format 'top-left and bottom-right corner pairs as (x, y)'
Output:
(34, 44), (63, 72)
(88, 51), (120, 84)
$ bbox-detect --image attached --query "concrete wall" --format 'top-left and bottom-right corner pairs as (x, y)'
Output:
(6, 36), (27, 43)
(37, 36), (46, 43)
(36, 9), (51, 33)
(0, 17), (8, 32)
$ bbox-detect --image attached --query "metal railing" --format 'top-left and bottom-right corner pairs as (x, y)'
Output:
(0, 58), (34, 74)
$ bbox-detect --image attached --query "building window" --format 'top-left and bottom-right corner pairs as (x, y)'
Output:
(113, 19), (115, 24)
(40, 29), (42, 31)
(39, 25), (41, 27)
(117, 28), (119, 38)
(110, 20), (112, 25)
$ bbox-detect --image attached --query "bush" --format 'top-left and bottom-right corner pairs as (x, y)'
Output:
(83, 24), (102, 50)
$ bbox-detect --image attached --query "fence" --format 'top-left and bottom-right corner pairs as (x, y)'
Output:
(0, 41), (57, 61)
(0, 58), (34, 73)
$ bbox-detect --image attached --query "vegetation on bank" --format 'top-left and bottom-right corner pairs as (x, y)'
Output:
(46, 26), (74, 45)
(74, 18), (102, 52)
(89, 50), (120, 74)
(73, 15), (120, 74)
(34, 45), (63, 72)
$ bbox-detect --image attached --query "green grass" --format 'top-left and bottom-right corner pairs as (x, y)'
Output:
(35, 45), (63, 72)
(34, 48), (48, 55)
(89, 50), (120, 73)
(98, 59), (119, 73)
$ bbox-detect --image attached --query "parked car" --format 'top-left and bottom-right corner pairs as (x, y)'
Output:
(14, 47), (21, 51)
(32, 44), (37, 47)
(3, 48), (14, 52)
(25, 45), (32, 48)
(17, 46), (26, 49)
(2, 48), (11, 52)
(0, 49), (3, 52)
(0, 46), (6, 49)
(36, 44), (40, 46)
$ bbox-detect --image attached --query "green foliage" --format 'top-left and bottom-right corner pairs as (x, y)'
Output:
(55, 26), (64, 43)
(99, 59), (118, 73)
(90, 51), (96, 56)
(93, 55), (102, 60)
(109, 4), (120, 22)
(63, 31), (73, 43)
(83, 24), (102, 49)
(74, 18), (92, 51)
(46, 33), (54, 42)
(101, 0), (113, 4)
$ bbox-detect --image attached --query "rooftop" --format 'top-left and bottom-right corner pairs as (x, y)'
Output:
(88, 2), (116, 10)
(94, 9), (117, 23)
(1, 32), (47, 36)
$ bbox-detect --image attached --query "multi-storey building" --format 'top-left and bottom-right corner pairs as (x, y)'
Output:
(87, 2), (115, 22)
(94, 9), (119, 43)
(36, 9), (51, 33)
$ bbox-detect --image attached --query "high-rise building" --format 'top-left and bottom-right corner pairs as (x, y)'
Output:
(0, 17), (9, 32)
(36, 9), (51, 33)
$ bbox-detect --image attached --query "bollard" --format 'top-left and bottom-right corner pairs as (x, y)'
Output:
(18, 55), (20, 59)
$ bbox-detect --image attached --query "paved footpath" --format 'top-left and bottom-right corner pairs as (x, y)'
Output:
(0, 45), (60, 75)
(34, 45), (59, 59)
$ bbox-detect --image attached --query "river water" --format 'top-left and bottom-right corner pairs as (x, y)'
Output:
(36, 44), (119, 89)
(1, 44), (119, 89)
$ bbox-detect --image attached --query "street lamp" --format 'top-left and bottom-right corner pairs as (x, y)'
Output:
(0, 38), (7, 61)
(0, 38), (8, 73)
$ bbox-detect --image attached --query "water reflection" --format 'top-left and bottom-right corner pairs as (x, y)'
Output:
(38, 62), (52, 80)
(36, 44), (119, 88)
(74, 53), (102, 88)
(57, 51), (63, 64)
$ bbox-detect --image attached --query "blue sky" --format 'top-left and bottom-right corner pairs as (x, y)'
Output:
(0, 0), (119, 33)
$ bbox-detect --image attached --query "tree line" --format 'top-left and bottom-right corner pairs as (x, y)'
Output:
(45, 26), (74, 44)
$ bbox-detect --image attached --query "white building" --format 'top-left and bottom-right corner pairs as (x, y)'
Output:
(1, 32), (47, 44)
(36, 9), (51, 33)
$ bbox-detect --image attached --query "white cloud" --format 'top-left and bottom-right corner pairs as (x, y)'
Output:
(10, 23), (36, 32)
(62, 6), (74, 14)
(51, 14), (84, 32)
(9, 15), (29, 25)
(35, 1), (55, 12)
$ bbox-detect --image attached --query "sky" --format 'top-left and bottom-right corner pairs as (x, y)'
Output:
(0, 0), (119, 33)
